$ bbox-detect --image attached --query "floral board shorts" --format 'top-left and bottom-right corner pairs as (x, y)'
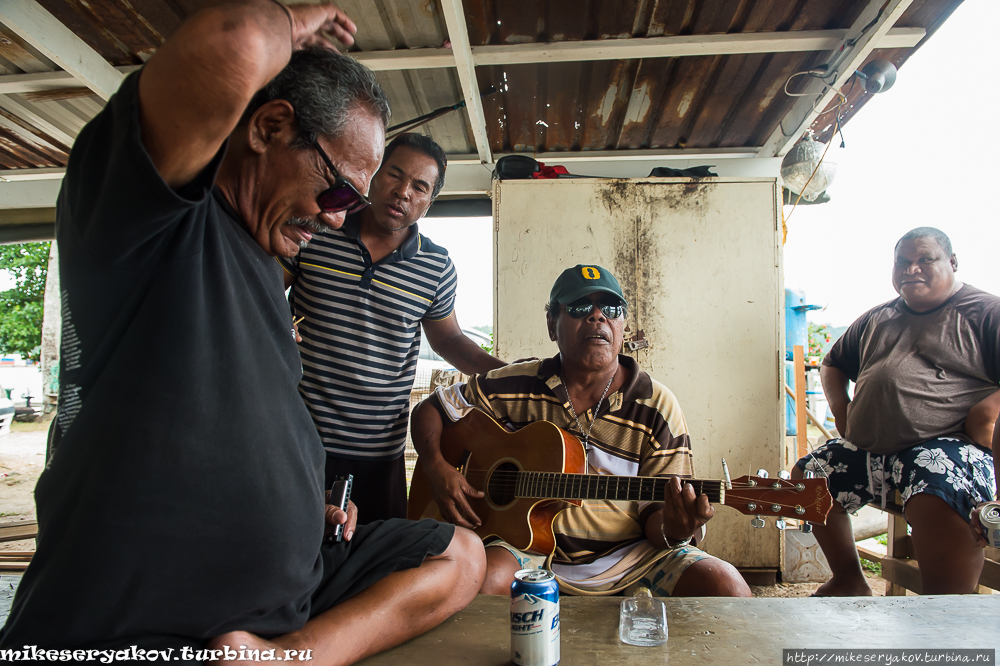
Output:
(485, 537), (710, 597)
(794, 437), (997, 523)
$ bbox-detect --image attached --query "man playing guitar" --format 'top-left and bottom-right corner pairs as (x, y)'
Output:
(410, 265), (751, 597)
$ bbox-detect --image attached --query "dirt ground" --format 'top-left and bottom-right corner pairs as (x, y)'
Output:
(750, 570), (888, 597)
(0, 419), (47, 553)
(0, 421), (894, 596)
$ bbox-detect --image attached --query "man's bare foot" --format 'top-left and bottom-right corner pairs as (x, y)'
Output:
(813, 576), (873, 597)
(207, 631), (313, 665)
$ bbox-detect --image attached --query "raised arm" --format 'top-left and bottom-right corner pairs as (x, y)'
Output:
(138, 1), (357, 189)
(820, 364), (851, 437)
(422, 315), (505, 375)
(410, 395), (485, 529)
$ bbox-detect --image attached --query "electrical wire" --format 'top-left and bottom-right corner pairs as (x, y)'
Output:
(778, 70), (846, 137)
(846, 6), (883, 47)
(783, 70), (826, 98)
(782, 76), (854, 225)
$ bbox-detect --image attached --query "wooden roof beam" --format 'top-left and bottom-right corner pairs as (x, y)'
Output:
(0, 28), (924, 93)
(757, 0), (917, 158)
(349, 28), (923, 70)
(0, 0), (124, 101)
(470, 27), (924, 67)
(439, 0), (491, 164)
(0, 66), (140, 95)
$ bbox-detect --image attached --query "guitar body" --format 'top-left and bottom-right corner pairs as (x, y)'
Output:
(408, 409), (587, 555)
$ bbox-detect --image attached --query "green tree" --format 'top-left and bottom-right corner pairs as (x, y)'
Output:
(0, 242), (49, 363)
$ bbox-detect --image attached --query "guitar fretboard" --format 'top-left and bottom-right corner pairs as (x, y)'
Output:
(514, 472), (725, 503)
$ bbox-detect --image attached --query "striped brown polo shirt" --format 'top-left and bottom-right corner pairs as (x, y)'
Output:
(438, 355), (694, 566)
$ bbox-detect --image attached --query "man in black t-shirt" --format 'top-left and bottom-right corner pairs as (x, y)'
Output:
(0, 1), (485, 660)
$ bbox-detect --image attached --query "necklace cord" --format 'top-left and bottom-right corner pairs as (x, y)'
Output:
(561, 370), (616, 455)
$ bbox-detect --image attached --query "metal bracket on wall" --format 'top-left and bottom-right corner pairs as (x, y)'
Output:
(625, 329), (648, 351)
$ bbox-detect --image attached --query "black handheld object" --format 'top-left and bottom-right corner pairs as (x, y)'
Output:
(329, 474), (353, 543)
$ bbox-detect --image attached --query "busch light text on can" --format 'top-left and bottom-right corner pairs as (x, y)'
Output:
(510, 569), (560, 666)
(981, 502), (1000, 548)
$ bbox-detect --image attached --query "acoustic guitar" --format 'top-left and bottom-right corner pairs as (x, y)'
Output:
(408, 409), (833, 555)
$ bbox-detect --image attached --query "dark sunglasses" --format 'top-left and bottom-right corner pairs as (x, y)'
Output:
(564, 298), (626, 320)
(312, 140), (371, 214)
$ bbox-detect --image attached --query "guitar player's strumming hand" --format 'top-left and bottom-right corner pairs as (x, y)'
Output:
(411, 396), (486, 529)
(425, 459), (485, 529)
(654, 476), (714, 546)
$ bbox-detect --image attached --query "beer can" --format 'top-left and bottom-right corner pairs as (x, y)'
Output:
(510, 569), (560, 666)
(981, 502), (1000, 548)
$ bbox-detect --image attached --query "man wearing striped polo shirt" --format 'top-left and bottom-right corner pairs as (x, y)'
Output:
(413, 265), (751, 597)
(282, 133), (504, 523)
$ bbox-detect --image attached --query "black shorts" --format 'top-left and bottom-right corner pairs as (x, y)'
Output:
(309, 518), (454, 617)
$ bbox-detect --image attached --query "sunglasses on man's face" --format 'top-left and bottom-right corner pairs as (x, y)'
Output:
(312, 140), (371, 214)
(564, 298), (626, 320)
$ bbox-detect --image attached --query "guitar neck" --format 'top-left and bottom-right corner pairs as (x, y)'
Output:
(515, 472), (724, 503)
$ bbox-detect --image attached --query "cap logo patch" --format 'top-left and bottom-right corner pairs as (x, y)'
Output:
(581, 266), (601, 280)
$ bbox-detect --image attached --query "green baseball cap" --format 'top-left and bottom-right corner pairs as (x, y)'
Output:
(549, 264), (627, 305)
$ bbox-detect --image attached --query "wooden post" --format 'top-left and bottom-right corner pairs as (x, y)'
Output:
(793, 345), (808, 460)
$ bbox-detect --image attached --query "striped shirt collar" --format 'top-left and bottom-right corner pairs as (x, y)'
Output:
(341, 211), (421, 262)
(540, 354), (653, 413)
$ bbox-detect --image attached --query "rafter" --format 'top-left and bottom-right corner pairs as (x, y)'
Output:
(438, 0), (492, 164)
(0, 0), (124, 100)
(0, 28), (924, 95)
(471, 27), (924, 67)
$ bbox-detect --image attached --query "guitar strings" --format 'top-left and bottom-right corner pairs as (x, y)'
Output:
(460, 469), (777, 490)
(455, 469), (826, 511)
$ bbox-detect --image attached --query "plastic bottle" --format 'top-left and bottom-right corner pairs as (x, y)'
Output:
(618, 586), (668, 646)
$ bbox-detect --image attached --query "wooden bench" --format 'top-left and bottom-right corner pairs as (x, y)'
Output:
(856, 495), (999, 595)
(0, 521), (36, 572)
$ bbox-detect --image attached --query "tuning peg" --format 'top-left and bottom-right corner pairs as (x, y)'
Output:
(750, 516), (765, 528)
(756, 469), (769, 478)
(775, 518), (787, 530)
(804, 470), (815, 479)
(778, 470), (791, 480)
(799, 522), (813, 533)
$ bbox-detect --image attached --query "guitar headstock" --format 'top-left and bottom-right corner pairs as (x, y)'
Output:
(723, 475), (833, 525)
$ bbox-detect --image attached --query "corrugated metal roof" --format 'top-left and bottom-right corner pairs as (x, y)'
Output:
(0, 0), (965, 172)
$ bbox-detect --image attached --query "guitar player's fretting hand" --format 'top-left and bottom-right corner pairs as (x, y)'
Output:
(657, 476), (714, 545)
(425, 460), (485, 529)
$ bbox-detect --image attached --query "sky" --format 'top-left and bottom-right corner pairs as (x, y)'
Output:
(3, 0), (995, 333)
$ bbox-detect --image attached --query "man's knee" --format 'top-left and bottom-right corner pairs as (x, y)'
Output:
(480, 546), (521, 595)
(442, 527), (488, 588)
(673, 558), (752, 597)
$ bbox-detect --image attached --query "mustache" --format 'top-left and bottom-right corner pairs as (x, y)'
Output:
(286, 217), (326, 249)
(286, 217), (326, 233)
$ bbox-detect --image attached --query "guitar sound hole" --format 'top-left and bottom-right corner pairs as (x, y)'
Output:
(486, 462), (519, 507)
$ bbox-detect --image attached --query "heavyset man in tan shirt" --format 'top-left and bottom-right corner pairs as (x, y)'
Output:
(793, 227), (999, 595)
